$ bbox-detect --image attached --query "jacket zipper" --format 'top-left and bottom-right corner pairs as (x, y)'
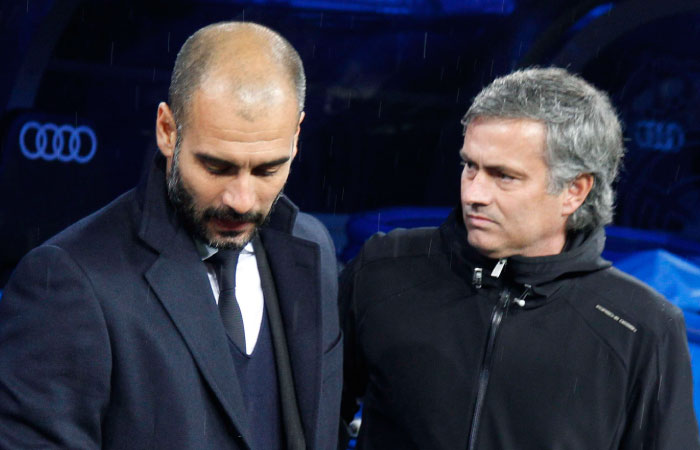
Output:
(467, 288), (511, 450)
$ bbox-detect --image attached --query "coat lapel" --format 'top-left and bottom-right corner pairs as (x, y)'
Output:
(144, 227), (251, 446)
(259, 227), (322, 442)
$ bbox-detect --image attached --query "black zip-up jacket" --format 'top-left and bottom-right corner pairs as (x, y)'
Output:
(340, 210), (700, 449)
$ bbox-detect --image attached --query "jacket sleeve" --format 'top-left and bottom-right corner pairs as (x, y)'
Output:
(620, 309), (700, 450)
(0, 245), (111, 449)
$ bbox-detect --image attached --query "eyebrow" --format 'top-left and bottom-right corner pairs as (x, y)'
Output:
(195, 153), (292, 169)
(460, 153), (527, 177)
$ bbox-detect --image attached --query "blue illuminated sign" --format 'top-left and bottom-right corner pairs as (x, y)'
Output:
(19, 121), (97, 164)
(634, 120), (685, 153)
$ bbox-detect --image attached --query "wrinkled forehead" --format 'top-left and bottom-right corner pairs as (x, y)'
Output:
(461, 117), (550, 172)
(463, 117), (547, 150)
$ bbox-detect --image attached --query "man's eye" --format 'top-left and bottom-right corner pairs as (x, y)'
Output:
(205, 164), (228, 175)
(255, 167), (279, 177)
(461, 161), (477, 176)
(498, 173), (515, 182)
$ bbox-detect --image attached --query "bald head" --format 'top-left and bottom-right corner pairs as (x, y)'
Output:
(168, 22), (305, 131)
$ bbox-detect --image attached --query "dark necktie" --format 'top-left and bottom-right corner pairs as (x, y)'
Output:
(211, 249), (246, 353)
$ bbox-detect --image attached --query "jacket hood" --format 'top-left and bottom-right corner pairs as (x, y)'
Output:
(440, 207), (611, 300)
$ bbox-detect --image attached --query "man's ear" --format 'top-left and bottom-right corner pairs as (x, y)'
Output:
(562, 173), (594, 216)
(291, 111), (305, 160)
(155, 102), (178, 160)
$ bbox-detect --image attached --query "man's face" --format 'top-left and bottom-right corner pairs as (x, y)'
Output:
(157, 84), (302, 250)
(460, 117), (570, 258)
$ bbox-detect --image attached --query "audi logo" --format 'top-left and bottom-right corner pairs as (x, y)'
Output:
(19, 121), (97, 164)
(634, 120), (685, 153)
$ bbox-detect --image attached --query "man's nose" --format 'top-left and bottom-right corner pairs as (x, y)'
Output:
(461, 172), (492, 207)
(221, 175), (256, 214)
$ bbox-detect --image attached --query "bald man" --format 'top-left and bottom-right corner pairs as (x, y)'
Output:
(0, 22), (341, 450)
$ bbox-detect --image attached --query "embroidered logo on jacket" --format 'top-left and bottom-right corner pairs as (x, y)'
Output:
(595, 304), (638, 333)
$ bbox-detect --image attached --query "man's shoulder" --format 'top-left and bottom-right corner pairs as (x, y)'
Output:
(354, 226), (441, 265)
(267, 196), (334, 252)
(6, 188), (143, 299)
(342, 227), (445, 293)
(291, 211), (332, 246)
(44, 189), (138, 253)
(20, 189), (142, 282)
(573, 265), (684, 337)
(352, 227), (442, 270)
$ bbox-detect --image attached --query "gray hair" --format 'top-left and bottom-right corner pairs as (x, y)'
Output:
(168, 21), (306, 132)
(461, 67), (624, 231)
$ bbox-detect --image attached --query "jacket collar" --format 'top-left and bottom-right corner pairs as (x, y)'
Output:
(135, 152), (179, 254)
(440, 207), (611, 301)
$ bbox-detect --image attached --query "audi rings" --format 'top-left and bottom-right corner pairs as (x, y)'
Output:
(19, 121), (97, 164)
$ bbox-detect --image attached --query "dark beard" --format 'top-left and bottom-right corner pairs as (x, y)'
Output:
(166, 151), (281, 250)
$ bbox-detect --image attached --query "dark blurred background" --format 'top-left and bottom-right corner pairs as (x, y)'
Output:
(1, 0), (699, 284)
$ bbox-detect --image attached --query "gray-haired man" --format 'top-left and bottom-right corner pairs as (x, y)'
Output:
(340, 67), (700, 449)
